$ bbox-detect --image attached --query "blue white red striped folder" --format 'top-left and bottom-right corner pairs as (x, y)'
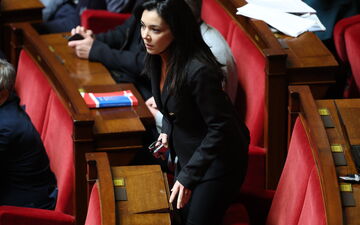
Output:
(80, 90), (138, 108)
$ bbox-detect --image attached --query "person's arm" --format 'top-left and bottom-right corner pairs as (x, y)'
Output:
(89, 16), (146, 76)
(105, 0), (131, 13)
(176, 66), (240, 189)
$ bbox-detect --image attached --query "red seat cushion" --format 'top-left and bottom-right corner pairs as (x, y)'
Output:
(0, 206), (74, 225)
(42, 91), (74, 215)
(15, 50), (52, 134)
(266, 118), (326, 225)
(222, 203), (250, 225)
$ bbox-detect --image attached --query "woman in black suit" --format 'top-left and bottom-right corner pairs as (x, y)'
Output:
(137, 0), (249, 224)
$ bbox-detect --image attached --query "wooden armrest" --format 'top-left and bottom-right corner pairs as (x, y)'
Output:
(86, 152), (116, 225)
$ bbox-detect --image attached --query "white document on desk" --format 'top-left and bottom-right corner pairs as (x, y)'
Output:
(236, 4), (316, 37)
(245, 0), (316, 13)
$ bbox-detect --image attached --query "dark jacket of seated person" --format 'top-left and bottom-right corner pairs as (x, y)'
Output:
(89, 14), (151, 100)
(0, 60), (57, 209)
(68, 0), (151, 100)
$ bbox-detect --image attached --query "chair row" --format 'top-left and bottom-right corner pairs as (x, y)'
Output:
(222, 85), (343, 225)
(202, 0), (339, 189)
(0, 39), (95, 225)
(0, 49), (81, 224)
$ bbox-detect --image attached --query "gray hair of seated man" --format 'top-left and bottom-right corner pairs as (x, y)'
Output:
(184, 0), (202, 23)
(0, 59), (16, 92)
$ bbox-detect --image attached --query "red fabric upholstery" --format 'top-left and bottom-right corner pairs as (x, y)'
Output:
(226, 118), (326, 225)
(228, 21), (266, 147)
(15, 50), (52, 134)
(333, 15), (360, 98)
(222, 204), (249, 225)
(42, 91), (75, 215)
(333, 14), (360, 63)
(266, 118), (326, 225)
(0, 206), (74, 225)
(344, 23), (360, 98)
(85, 183), (101, 225)
(241, 145), (266, 190)
(201, 0), (233, 39)
(81, 9), (131, 34)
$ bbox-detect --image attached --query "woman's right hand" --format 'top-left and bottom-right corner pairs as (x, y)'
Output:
(157, 133), (168, 148)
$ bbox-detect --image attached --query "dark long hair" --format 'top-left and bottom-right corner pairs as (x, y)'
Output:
(136, 0), (223, 96)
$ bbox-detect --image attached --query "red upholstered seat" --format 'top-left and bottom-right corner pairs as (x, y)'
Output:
(15, 50), (52, 134)
(42, 91), (75, 215)
(81, 9), (131, 34)
(0, 206), (74, 225)
(202, 0), (233, 39)
(228, 21), (266, 147)
(224, 118), (327, 225)
(266, 118), (326, 225)
(343, 23), (360, 98)
(84, 183), (101, 225)
(333, 15), (360, 98)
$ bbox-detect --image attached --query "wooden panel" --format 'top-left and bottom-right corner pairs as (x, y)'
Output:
(86, 152), (171, 225)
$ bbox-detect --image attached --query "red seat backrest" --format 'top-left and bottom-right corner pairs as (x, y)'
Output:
(266, 118), (326, 225)
(15, 50), (52, 134)
(42, 90), (74, 215)
(81, 9), (131, 34)
(344, 23), (360, 98)
(84, 183), (101, 225)
(228, 21), (266, 147)
(334, 14), (360, 63)
(201, 0), (232, 39)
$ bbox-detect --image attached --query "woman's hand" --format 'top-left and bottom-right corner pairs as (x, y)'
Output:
(169, 180), (192, 209)
(157, 133), (168, 148)
(68, 26), (94, 59)
(145, 96), (159, 118)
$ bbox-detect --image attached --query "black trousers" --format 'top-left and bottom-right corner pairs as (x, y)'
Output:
(174, 172), (244, 225)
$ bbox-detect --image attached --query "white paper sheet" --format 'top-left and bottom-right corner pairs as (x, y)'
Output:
(236, 4), (317, 37)
(246, 0), (316, 13)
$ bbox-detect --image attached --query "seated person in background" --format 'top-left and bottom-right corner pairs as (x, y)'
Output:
(36, 0), (143, 34)
(146, 0), (237, 133)
(0, 59), (57, 209)
(67, 0), (152, 101)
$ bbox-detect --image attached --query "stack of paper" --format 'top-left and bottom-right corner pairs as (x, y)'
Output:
(236, 0), (325, 37)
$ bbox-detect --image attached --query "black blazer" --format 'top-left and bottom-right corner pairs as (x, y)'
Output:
(152, 59), (249, 189)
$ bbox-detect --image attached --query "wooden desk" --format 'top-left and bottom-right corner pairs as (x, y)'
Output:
(82, 84), (154, 151)
(289, 86), (360, 225)
(86, 152), (172, 225)
(38, 32), (154, 150)
(41, 33), (116, 86)
(0, 0), (43, 57)
(213, 0), (339, 188)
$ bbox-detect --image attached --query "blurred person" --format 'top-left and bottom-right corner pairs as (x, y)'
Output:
(0, 59), (57, 209)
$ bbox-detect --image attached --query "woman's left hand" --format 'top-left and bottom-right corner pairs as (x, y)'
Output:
(169, 180), (192, 209)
